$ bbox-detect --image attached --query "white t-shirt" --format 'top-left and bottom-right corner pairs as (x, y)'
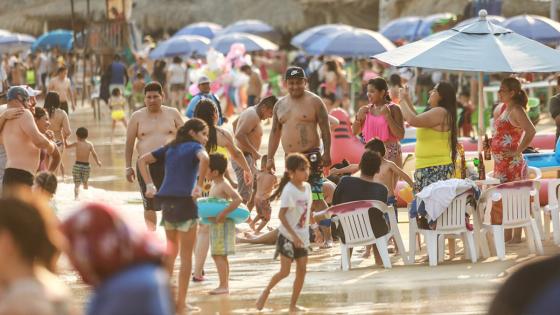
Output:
(167, 63), (187, 85)
(278, 182), (313, 247)
(37, 53), (49, 74)
(0, 67), (6, 94)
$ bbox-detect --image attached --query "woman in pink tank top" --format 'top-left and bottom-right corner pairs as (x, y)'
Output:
(352, 78), (405, 166)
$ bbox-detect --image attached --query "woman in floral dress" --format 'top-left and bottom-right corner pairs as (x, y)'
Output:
(491, 77), (536, 242)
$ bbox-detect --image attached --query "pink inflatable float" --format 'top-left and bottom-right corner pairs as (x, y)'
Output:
(330, 108), (364, 165)
(401, 133), (557, 153)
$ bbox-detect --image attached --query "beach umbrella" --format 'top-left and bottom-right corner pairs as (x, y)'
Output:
(31, 29), (73, 52)
(456, 15), (505, 28)
(221, 19), (274, 35)
(0, 32), (35, 53)
(149, 35), (210, 59)
(304, 27), (395, 57)
(291, 24), (353, 49)
(220, 19), (279, 41)
(173, 22), (222, 39)
(503, 14), (560, 43)
(211, 32), (278, 54)
(415, 13), (457, 40)
(380, 16), (422, 42)
(373, 9), (560, 150)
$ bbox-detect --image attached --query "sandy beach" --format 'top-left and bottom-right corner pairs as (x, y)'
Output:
(55, 104), (560, 314)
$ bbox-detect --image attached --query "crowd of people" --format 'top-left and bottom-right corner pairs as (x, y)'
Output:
(0, 34), (556, 314)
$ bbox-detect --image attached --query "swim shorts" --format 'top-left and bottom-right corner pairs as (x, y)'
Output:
(255, 198), (272, 220)
(72, 161), (91, 185)
(111, 109), (126, 121)
(162, 218), (198, 232)
(232, 152), (256, 202)
(274, 233), (308, 260)
(137, 159), (165, 211)
(303, 148), (324, 201)
(210, 219), (236, 256)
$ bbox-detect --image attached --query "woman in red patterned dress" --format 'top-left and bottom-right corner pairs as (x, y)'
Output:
(491, 77), (536, 242)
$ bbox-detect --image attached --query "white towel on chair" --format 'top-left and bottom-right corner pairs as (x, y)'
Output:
(417, 178), (477, 221)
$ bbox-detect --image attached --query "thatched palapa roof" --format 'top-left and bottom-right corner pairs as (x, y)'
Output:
(0, 0), (377, 37)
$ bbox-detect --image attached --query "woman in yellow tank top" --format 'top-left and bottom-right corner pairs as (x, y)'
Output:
(192, 99), (253, 282)
(400, 81), (458, 219)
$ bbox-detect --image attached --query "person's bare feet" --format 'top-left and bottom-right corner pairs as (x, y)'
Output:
(209, 287), (229, 295)
(256, 289), (270, 310)
(289, 305), (308, 314)
(176, 302), (200, 314)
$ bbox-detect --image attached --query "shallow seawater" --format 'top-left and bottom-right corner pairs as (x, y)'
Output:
(55, 107), (560, 314)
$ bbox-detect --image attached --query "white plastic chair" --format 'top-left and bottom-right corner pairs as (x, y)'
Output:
(479, 180), (544, 260)
(543, 179), (560, 245)
(487, 166), (542, 180)
(409, 192), (478, 267)
(330, 200), (408, 270)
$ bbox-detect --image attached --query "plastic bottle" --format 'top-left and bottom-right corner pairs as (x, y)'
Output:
(478, 152), (486, 180)
(483, 134), (492, 160)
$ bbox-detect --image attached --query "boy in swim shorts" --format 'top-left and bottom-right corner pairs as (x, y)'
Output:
(207, 153), (242, 295)
(66, 127), (101, 199)
(109, 87), (128, 142)
(249, 155), (278, 233)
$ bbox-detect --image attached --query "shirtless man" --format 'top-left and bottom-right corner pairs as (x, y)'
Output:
(1, 86), (55, 197)
(125, 82), (184, 230)
(0, 105), (25, 195)
(48, 66), (75, 113)
(266, 66), (331, 243)
(232, 95), (277, 205)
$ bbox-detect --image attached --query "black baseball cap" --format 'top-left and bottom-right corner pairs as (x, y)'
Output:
(285, 66), (306, 80)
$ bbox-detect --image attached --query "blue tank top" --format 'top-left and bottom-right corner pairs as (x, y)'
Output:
(152, 141), (203, 197)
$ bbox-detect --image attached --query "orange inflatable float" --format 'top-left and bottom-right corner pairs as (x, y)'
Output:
(329, 108), (364, 165)
(395, 180), (413, 208)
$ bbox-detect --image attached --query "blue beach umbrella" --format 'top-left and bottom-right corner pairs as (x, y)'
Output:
(0, 32), (35, 53)
(415, 13), (457, 40)
(456, 15), (505, 28)
(211, 32), (278, 54)
(380, 16), (422, 42)
(220, 19), (279, 42)
(503, 14), (560, 43)
(374, 10), (560, 151)
(291, 24), (353, 49)
(221, 19), (275, 35)
(304, 27), (395, 57)
(174, 22), (222, 39)
(149, 35), (210, 59)
(32, 29), (73, 52)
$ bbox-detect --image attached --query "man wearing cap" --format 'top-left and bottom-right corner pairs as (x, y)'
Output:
(266, 66), (331, 220)
(185, 76), (225, 125)
(0, 86), (56, 196)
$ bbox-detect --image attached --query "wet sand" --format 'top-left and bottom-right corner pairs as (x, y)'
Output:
(56, 105), (560, 314)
